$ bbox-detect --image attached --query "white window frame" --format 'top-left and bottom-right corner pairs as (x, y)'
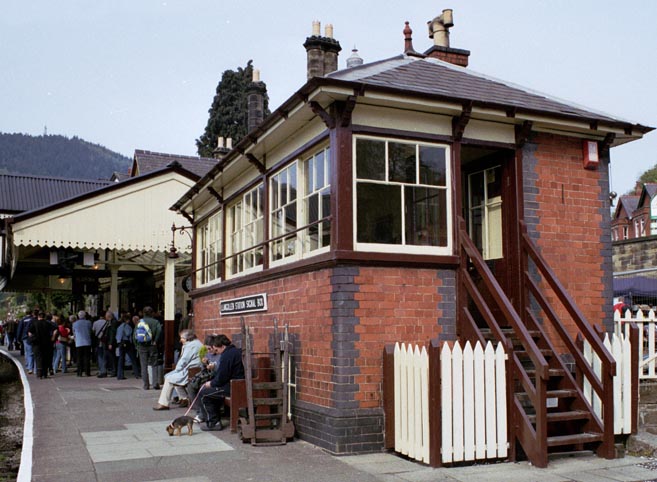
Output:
(623, 225), (629, 240)
(195, 210), (223, 287)
(270, 161), (300, 267)
(467, 166), (503, 260)
(352, 135), (452, 255)
(269, 146), (332, 268)
(226, 184), (264, 279)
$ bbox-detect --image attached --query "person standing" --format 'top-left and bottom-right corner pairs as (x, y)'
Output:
(106, 312), (118, 377)
(93, 311), (112, 378)
(29, 312), (55, 379)
(116, 313), (140, 380)
(133, 306), (162, 390)
(3, 315), (17, 350)
(17, 310), (37, 373)
(73, 311), (92, 377)
(52, 314), (70, 373)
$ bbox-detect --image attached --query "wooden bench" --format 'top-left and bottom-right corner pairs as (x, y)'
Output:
(226, 356), (271, 432)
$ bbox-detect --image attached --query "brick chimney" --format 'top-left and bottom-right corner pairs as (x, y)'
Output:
(424, 9), (470, 67)
(247, 68), (266, 132)
(303, 21), (342, 79)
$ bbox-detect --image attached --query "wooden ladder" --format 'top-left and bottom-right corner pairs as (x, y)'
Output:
(237, 317), (295, 445)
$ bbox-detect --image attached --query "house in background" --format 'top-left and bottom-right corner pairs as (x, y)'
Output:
(612, 194), (640, 241)
(612, 183), (657, 307)
(172, 9), (652, 465)
(612, 183), (657, 241)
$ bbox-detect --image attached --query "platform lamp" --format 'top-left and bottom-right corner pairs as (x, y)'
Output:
(169, 223), (193, 259)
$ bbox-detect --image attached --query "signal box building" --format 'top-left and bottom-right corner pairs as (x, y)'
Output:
(172, 15), (652, 455)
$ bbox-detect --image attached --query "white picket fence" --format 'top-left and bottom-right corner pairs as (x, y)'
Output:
(393, 341), (507, 465)
(615, 309), (657, 379)
(582, 331), (632, 434)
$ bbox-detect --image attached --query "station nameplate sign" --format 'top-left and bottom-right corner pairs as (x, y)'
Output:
(220, 293), (267, 316)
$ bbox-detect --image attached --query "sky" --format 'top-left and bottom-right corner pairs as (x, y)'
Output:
(1, 0), (655, 196)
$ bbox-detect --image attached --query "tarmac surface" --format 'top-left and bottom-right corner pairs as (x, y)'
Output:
(4, 346), (657, 482)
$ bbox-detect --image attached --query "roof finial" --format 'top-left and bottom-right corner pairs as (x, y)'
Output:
(404, 21), (414, 53)
(403, 21), (424, 57)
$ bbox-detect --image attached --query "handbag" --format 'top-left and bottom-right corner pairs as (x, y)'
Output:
(189, 368), (214, 392)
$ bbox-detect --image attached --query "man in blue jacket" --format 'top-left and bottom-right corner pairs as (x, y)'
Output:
(197, 334), (244, 431)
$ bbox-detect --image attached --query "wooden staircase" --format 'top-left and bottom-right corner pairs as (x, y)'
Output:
(237, 318), (295, 445)
(457, 217), (616, 467)
(481, 327), (605, 459)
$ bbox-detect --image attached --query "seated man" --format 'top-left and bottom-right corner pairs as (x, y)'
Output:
(153, 329), (203, 410)
(195, 334), (244, 430)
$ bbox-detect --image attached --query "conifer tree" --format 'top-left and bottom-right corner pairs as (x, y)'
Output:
(196, 60), (270, 158)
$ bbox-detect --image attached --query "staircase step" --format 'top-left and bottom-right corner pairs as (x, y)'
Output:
(253, 382), (284, 390)
(515, 348), (553, 358)
(253, 398), (284, 406)
(527, 410), (591, 424)
(254, 412), (284, 420)
(525, 368), (566, 378)
(547, 432), (604, 447)
(516, 389), (577, 401)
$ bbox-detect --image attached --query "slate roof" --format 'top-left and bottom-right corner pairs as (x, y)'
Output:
(645, 183), (657, 199)
(0, 174), (112, 215)
(614, 195), (640, 220)
(134, 150), (217, 178)
(327, 55), (634, 125)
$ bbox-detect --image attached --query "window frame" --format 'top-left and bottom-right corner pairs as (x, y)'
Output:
(352, 135), (452, 255)
(195, 210), (223, 287)
(268, 145), (332, 269)
(225, 183), (264, 279)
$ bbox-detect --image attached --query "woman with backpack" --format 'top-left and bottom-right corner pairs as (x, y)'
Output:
(133, 306), (162, 390)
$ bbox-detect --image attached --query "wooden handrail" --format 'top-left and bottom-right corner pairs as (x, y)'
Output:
(459, 221), (549, 380)
(520, 225), (616, 377)
(519, 220), (616, 459)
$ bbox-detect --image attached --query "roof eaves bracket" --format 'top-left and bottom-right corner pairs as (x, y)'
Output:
(602, 132), (616, 151)
(207, 186), (224, 205)
(309, 101), (336, 129)
(246, 153), (266, 175)
(452, 101), (473, 142)
(339, 95), (357, 128)
(515, 120), (533, 149)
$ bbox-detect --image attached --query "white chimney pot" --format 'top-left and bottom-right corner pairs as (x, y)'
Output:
(312, 20), (321, 36)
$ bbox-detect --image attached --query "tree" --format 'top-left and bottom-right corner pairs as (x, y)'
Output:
(196, 60), (270, 158)
(640, 165), (657, 185)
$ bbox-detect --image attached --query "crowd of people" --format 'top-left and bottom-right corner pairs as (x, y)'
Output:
(0, 306), (245, 431)
(0, 306), (170, 384)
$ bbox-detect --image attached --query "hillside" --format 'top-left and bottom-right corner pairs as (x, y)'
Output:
(0, 133), (131, 180)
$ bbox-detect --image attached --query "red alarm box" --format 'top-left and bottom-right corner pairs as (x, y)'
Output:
(583, 140), (599, 170)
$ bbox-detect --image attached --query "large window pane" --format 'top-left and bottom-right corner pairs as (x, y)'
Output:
(405, 186), (447, 246)
(419, 146), (446, 186)
(389, 142), (416, 183)
(356, 139), (385, 180)
(357, 183), (401, 244)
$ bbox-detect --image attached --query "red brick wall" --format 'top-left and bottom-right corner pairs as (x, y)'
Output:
(530, 132), (608, 337)
(192, 265), (448, 411)
(353, 267), (445, 408)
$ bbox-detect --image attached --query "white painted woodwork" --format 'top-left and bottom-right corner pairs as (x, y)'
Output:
(11, 172), (195, 253)
(583, 329), (633, 435)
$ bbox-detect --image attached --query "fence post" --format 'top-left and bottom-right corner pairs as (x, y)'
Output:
(428, 338), (442, 467)
(628, 323), (639, 434)
(383, 344), (395, 449)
